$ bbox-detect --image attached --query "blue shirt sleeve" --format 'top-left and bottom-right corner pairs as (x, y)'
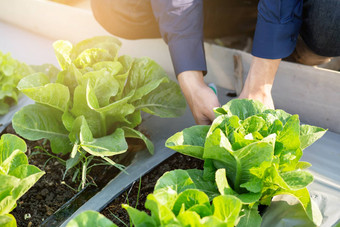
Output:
(252, 0), (303, 59)
(151, 0), (206, 76)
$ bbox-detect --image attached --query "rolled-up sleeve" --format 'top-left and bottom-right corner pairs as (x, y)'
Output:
(151, 0), (206, 76)
(252, 0), (303, 59)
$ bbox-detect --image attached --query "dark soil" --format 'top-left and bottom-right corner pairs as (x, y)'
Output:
(12, 157), (77, 227)
(101, 152), (204, 227)
(1, 125), (78, 227)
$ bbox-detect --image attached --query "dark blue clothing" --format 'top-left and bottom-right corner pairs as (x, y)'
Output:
(91, 0), (340, 75)
(151, 0), (303, 76)
(300, 0), (340, 57)
(151, 0), (206, 76)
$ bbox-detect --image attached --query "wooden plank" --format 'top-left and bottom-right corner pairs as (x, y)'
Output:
(273, 64), (340, 133)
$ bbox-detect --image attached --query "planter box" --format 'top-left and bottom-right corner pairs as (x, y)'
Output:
(1, 1), (340, 226)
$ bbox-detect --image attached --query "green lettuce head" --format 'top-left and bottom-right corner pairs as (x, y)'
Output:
(166, 99), (326, 226)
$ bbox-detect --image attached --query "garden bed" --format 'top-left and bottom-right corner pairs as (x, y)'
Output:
(98, 101), (340, 227)
(1, 8), (340, 226)
(101, 152), (203, 226)
(0, 81), (235, 227)
(3, 87), (340, 227)
(1, 112), (197, 227)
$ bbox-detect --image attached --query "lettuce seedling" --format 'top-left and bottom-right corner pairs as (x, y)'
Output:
(12, 36), (186, 189)
(166, 99), (326, 226)
(0, 134), (45, 227)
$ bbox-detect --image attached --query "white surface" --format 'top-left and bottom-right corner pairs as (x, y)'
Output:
(0, 21), (57, 65)
(304, 130), (340, 226)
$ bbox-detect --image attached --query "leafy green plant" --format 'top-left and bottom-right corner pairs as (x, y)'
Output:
(12, 36), (186, 189)
(66, 210), (117, 227)
(123, 169), (243, 227)
(0, 51), (34, 115)
(0, 134), (45, 227)
(166, 99), (326, 226)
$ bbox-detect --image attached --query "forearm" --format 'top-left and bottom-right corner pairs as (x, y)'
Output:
(244, 1), (302, 108)
(244, 57), (281, 94)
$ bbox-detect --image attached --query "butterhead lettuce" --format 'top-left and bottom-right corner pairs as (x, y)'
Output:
(166, 99), (326, 226)
(13, 36), (185, 154)
(12, 36), (186, 189)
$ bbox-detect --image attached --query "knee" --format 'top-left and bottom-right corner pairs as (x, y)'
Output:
(90, 0), (106, 21)
(302, 28), (340, 57)
(90, 0), (160, 40)
(301, 0), (340, 57)
(292, 36), (331, 66)
(90, 0), (114, 35)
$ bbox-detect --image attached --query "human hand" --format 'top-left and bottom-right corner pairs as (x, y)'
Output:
(239, 57), (281, 109)
(178, 71), (220, 125)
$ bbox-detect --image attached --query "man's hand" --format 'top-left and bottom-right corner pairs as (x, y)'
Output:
(178, 71), (220, 125)
(239, 57), (281, 109)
